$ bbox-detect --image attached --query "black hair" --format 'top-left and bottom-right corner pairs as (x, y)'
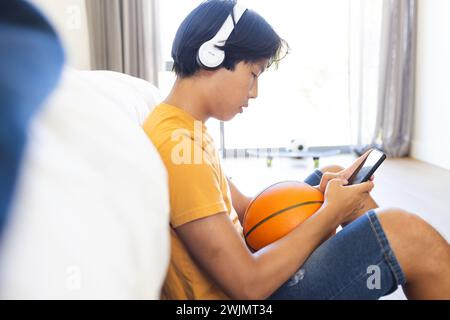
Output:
(171, 0), (288, 78)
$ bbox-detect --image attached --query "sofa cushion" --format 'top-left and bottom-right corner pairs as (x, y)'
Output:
(0, 67), (170, 299)
(77, 69), (163, 125)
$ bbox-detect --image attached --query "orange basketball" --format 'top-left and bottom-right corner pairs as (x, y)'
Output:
(243, 181), (324, 251)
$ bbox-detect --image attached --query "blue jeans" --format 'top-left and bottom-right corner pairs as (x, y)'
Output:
(268, 170), (406, 300)
(0, 0), (64, 234)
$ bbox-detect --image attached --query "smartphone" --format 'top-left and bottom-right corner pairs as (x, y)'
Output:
(348, 149), (386, 185)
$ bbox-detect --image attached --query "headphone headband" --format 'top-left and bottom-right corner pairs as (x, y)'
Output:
(197, 3), (248, 69)
(209, 3), (247, 46)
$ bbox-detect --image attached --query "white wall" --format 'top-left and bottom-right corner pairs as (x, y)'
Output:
(412, 0), (450, 170)
(31, 0), (91, 70)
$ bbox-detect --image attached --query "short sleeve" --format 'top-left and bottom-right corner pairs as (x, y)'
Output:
(159, 137), (227, 228)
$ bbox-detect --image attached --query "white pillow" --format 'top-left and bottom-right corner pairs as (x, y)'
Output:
(0, 68), (170, 299)
(76, 70), (163, 125)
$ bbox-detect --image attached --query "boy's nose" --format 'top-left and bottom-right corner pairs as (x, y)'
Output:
(249, 80), (258, 99)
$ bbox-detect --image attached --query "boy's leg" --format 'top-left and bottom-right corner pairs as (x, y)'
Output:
(317, 166), (450, 298)
(267, 204), (450, 299)
(375, 208), (450, 299)
(268, 210), (406, 300)
(302, 167), (450, 299)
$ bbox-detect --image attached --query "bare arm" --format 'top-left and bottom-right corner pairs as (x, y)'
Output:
(176, 206), (339, 300)
(227, 177), (252, 225)
(176, 178), (374, 300)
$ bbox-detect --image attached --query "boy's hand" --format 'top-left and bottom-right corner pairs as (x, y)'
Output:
(323, 178), (375, 225)
(317, 149), (374, 193)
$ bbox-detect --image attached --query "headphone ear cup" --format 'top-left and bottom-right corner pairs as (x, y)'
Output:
(197, 42), (225, 69)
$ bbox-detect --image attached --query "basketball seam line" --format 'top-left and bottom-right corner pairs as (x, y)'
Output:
(242, 180), (303, 223)
(244, 201), (324, 239)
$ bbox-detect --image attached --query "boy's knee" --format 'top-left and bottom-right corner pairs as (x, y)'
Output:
(375, 207), (447, 277)
(376, 207), (413, 221)
(375, 207), (426, 242)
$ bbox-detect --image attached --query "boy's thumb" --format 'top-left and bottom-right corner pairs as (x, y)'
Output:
(330, 178), (348, 187)
(355, 181), (374, 193)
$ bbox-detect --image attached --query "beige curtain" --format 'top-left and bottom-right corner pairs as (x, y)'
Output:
(349, 0), (417, 157)
(86, 0), (162, 85)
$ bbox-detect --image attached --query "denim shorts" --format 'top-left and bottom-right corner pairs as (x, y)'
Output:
(268, 170), (407, 300)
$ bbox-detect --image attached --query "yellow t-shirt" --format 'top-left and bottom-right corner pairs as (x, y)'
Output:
(143, 103), (243, 300)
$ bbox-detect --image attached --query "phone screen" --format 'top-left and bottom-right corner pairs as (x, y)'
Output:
(348, 149), (386, 185)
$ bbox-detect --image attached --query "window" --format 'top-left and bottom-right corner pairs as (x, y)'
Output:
(158, 0), (359, 152)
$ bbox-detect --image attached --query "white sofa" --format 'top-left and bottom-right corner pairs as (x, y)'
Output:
(0, 68), (170, 299)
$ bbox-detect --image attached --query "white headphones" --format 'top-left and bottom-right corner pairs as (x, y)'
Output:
(196, 3), (248, 69)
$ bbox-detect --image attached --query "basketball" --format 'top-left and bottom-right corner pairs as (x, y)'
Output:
(243, 181), (324, 251)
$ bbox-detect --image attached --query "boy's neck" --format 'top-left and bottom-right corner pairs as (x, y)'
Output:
(164, 77), (209, 123)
